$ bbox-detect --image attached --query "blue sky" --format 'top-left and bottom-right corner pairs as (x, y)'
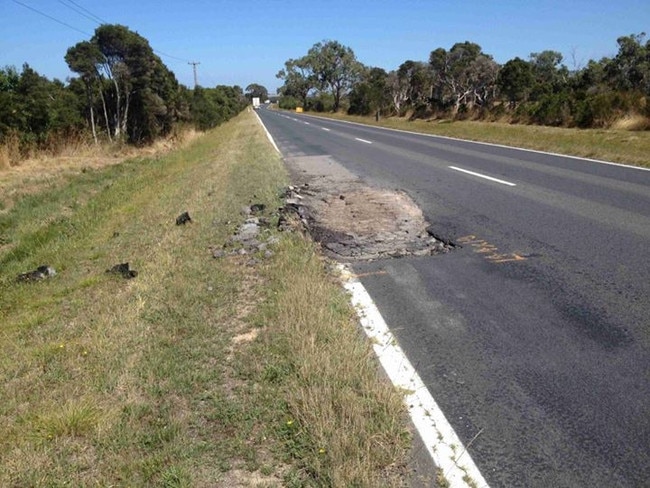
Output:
(3, 0), (649, 93)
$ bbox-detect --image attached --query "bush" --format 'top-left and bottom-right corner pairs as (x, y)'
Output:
(485, 102), (507, 121)
(278, 96), (300, 110)
(189, 86), (245, 131)
(530, 93), (572, 126)
(306, 93), (335, 112)
(409, 102), (432, 120)
(575, 91), (640, 128)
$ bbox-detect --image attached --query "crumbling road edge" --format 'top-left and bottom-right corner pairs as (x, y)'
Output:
(255, 111), (489, 488)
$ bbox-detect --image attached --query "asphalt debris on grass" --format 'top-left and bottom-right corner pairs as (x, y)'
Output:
(175, 211), (192, 225)
(16, 265), (56, 282)
(211, 205), (280, 263)
(106, 262), (138, 279)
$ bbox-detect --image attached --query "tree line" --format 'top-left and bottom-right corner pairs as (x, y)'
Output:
(276, 34), (650, 129)
(0, 24), (248, 162)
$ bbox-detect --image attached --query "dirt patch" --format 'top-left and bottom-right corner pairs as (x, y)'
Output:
(217, 468), (284, 487)
(232, 329), (260, 345)
(283, 155), (450, 260)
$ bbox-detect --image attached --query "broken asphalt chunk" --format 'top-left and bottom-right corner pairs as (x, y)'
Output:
(176, 211), (192, 225)
(106, 262), (138, 279)
(17, 265), (56, 282)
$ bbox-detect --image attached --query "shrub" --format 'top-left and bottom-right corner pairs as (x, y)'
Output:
(575, 91), (640, 128)
(530, 93), (572, 126)
(306, 93), (335, 112)
(278, 96), (300, 110)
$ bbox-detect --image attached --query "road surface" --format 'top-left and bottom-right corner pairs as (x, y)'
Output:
(257, 108), (650, 487)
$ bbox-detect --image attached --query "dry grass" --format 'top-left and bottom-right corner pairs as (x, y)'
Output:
(0, 125), (202, 172)
(0, 131), (22, 166)
(246, 236), (410, 486)
(610, 114), (650, 131)
(0, 111), (411, 486)
(0, 127), (203, 217)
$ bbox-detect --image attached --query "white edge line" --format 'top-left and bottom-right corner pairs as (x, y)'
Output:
(339, 264), (490, 488)
(355, 137), (372, 144)
(449, 166), (516, 186)
(260, 108), (488, 487)
(253, 111), (280, 154)
(292, 112), (650, 172)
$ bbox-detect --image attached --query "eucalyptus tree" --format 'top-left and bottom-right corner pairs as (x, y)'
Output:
(66, 24), (184, 144)
(429, 42), (499, 113)
(65, 41), (107, 142)
(348, 67), (391, 117)
(606, 33), (650, 93)
(386, 70), (409, 115)
(244, 83), (269, 102)
(305, 40), (363, 111)
(276, 57), (314, 107)
(528, 50), (568, 99)
(396, 60), (432, 109)
(497, 57), (534, 108)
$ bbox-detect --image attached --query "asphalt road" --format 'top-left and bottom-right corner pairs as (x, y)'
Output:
(256, 107), (650, 487)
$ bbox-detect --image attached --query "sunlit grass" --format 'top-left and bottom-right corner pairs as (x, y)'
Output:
(242, 236), (411, 486)
(0, 110), (410, 486)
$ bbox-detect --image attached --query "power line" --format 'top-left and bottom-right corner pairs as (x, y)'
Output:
(53, 0), (192, 63)
(56, 0), (107, 25)
(10, 0), (91, 36)
(12, 0), (197, 80)
(155, 49), (192, 64)
(61, 0), (107, 24)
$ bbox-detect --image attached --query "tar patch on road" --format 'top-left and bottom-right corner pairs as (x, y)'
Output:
(283, 155), (453, 261)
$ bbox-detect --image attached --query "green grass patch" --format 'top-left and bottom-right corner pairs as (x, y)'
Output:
(0, 111), (410, 486)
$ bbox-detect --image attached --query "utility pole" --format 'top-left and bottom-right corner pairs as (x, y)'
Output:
(188, 61), (200, 88)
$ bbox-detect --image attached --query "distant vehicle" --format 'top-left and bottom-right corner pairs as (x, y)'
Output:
(252, 97), (260, 109)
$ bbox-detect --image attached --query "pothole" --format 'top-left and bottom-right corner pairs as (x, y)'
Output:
(282, 155), (453, 261)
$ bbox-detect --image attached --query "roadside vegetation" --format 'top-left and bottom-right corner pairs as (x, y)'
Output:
(4, 25), (647, 171)
(0, 111), (410, 486)
(0, 24), (249, 168)
(276, 34), (650, 134)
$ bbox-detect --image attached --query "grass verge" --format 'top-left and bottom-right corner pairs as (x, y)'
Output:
(300, 111), (650, 168)
(0, 110), (410, 486)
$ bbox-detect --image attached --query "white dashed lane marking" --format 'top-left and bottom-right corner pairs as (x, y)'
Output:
(449, 166), (516, 186)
